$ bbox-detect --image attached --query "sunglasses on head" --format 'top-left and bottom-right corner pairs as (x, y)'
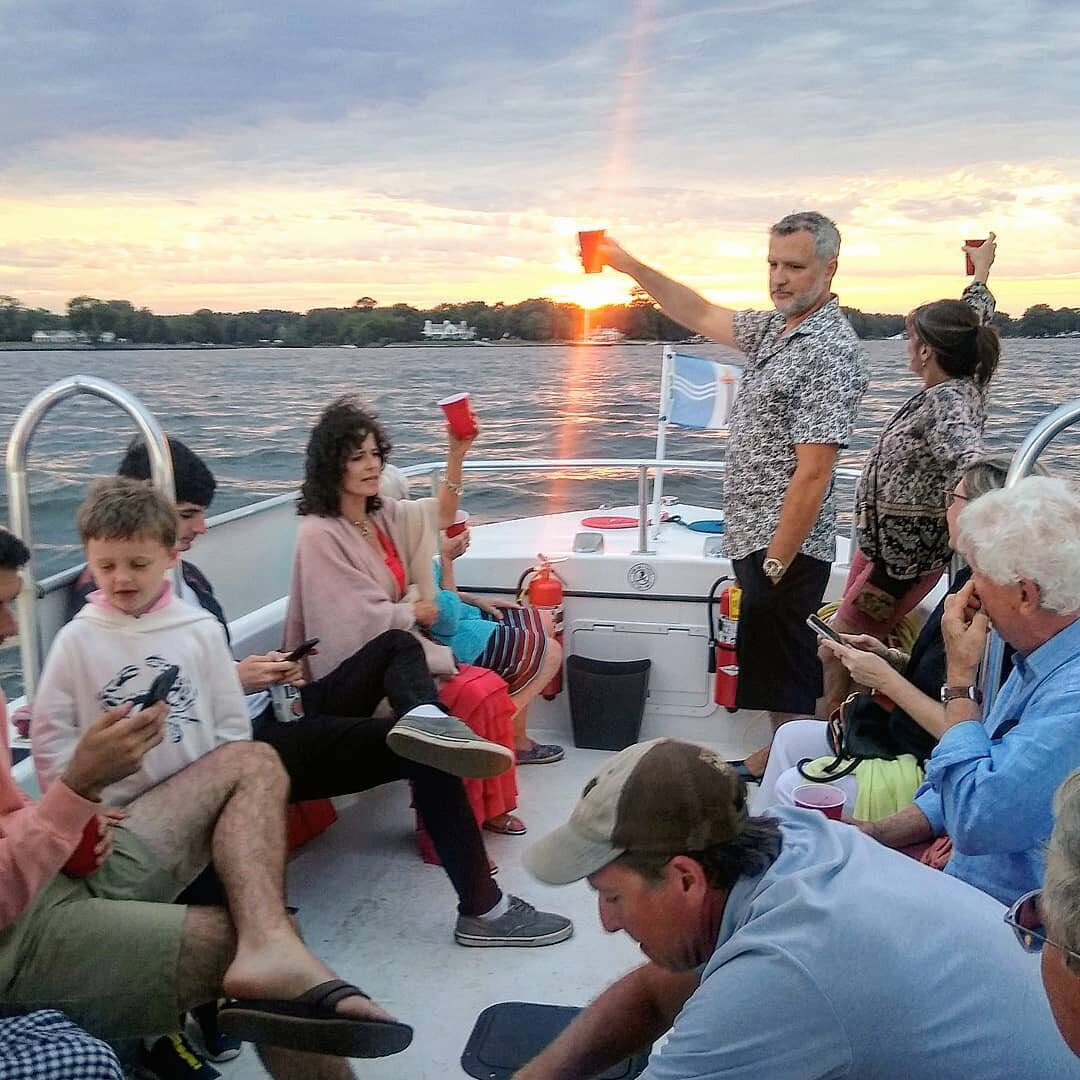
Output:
(1005, 889), (1080, 964)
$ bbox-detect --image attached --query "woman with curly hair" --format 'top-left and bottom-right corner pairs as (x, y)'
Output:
(284, 395), (556, 835)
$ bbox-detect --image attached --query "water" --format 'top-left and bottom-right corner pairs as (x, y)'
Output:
(1, 340), (1078, 690)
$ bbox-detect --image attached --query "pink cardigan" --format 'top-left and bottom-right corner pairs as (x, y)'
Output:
(284, 496), (456, 683)
(0, 690), (98, 930)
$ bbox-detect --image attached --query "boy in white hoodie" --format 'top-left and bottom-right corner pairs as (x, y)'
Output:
(33, 478), (251, 806)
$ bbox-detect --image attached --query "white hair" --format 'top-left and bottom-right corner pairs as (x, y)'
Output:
(378, 463), (410, 501)
(957, 476), (1080, 614)
(1046, 769), (1080, 973)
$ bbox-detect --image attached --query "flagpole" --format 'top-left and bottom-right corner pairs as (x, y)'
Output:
(650, 345), (674, 540)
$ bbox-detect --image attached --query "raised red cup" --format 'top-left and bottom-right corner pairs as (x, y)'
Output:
(578, 229), (606, 274)
(64, 817), (102, 878)
(964, 238), (985, 276)
(446, 510), (470, 539)
(438, 393), (478, 439)
(793, 784), (846, 821)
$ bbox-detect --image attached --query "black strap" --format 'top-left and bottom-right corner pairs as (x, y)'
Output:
(796, 754), (861, 783)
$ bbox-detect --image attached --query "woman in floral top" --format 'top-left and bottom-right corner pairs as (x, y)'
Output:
(824, 235), (1001, 709)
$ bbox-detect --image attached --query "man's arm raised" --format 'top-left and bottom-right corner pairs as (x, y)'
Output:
(513, 963), (699, 1080)
(600, 238), (739, 353)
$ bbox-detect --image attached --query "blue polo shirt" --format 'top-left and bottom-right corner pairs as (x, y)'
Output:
(914, 616), (1080, 905)
(641, 809), (1078, 1079)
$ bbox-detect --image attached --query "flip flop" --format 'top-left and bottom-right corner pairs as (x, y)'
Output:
(218, 979), (413, 1058)
(483, 814), (527, 836)
(727, 760), (762, 784)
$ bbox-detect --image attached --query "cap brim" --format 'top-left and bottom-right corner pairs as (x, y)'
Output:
(523, 824), (625, 885)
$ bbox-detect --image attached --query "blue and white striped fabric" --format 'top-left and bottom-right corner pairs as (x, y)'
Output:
(668, 352), (741, 430)
(0, 1011), (122, 1079)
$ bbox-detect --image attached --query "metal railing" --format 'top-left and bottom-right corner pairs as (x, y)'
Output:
(402, 457), (863, 559)
(5, 377), (179, 698)
(981, 396), (1080, 712)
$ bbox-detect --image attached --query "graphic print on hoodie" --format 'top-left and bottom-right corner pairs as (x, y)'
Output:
(30, 585), (252, 807)
(99, 655), (198, 743)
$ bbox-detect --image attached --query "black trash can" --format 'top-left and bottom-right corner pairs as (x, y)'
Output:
(566, 655), (651, 751)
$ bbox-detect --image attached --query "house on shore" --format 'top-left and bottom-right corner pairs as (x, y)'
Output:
(422, 319), (477, 341)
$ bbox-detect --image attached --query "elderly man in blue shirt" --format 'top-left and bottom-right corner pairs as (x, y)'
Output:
(856, 475), (1080, 905)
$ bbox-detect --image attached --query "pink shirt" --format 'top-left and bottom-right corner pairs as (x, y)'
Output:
(0, 689), (98, 930)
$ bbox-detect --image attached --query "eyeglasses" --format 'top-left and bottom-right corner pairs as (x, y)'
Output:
(1004, 889), (1080, 964)
(943, 490), (969, 509)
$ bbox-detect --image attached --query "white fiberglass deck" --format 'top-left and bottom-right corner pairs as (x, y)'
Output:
(220, 736), (656, 1080)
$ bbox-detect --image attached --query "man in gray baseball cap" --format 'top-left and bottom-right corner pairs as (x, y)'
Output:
(516, 738), (1079, 1080)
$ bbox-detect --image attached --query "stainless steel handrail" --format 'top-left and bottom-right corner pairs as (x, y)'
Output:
(399, 458), (862, 559)
(981, 397), (1080, 712)
(5, 377), (179, 698)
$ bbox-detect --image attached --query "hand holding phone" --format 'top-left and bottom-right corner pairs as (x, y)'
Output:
(806, 613), (842, 644)
(140, 665), (179, 710)
(284, 638), (319, 663)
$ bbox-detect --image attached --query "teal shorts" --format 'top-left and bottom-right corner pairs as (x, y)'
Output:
(0, 825), (189, 1039)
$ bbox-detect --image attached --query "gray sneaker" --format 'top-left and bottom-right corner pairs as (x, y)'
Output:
(386, 711), (513, 779)
(454, 894), (574, 948)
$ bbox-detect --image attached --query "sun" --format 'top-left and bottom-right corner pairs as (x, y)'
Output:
(548, 274), (634, 311)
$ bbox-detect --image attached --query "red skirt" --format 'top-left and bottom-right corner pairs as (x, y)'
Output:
(415, 663), (518, 864)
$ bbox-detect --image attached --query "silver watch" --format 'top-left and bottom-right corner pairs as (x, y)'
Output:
(762, 557), (787, 582)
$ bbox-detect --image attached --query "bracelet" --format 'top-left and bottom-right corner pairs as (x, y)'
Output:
(443, 478), (464, 495)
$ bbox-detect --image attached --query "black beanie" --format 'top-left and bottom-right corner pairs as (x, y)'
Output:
(117, 436), (217, 508)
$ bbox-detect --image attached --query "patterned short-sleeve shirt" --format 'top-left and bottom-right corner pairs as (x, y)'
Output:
(725, 296), (869, 561)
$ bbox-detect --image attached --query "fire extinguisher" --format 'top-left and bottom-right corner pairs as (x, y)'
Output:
(707, 576), (741, 711)
(518, 554), (565, 699)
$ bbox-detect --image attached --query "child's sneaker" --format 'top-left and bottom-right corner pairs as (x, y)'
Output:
(139, 1034), (221, 1080)
(191, 1001), (243, 1063)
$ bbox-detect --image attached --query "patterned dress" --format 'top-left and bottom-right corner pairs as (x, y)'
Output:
(854, 282), (996, 582)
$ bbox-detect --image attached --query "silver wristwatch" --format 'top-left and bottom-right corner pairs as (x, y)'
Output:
(762, 557), (787, 583)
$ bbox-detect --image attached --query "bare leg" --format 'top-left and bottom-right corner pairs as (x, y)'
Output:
(121, 743), (398, 1026)
(508, 637), (563, 751)
(176, 907), (354, 1080)
(742, 711), (803, 778)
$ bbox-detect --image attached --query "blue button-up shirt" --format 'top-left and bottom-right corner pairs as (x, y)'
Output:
(914, 617), (1080, 905)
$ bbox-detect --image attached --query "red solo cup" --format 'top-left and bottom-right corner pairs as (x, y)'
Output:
(964, 238), (985, 276)
(793, 784), (846, 821)
(446, 510), (470, 539)
(578, 229), (606, 274)
(438, 393), (478, 439)
(64, 817), (102, 878)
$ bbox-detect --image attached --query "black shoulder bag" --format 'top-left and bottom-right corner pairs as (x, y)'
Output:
(796, 691), (902, 782)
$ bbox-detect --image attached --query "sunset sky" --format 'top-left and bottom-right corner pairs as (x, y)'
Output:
(2, 0), (1078, 318)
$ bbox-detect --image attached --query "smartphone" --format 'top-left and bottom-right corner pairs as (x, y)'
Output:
(284, 638), (320, 662)
(141, 665), (179, 710)
(806, 613), (842, 644)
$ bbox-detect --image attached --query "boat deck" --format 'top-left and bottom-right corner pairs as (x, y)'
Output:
(220, 734), (662, 1079)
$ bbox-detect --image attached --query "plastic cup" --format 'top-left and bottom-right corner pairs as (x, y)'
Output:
(793, 784), (846, 821)
(65, 817), (102, 877)
(438, 393), (478, 439)
(578, 229), (606, 274)
(446, 509), (470, 539)
(964, 238), (985, 276)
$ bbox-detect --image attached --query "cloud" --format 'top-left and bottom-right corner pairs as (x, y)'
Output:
(1, 0), (1078, 313)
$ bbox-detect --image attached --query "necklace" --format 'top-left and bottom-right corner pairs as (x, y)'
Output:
(351, 518), (372, 538)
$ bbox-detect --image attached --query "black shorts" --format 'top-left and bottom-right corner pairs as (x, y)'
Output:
(731, 549), (831, 714)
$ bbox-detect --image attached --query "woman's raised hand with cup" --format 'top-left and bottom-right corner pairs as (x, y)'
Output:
(963, 231), (997, 282)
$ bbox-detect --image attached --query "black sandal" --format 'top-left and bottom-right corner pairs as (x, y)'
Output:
(218, 979), (413, 1058)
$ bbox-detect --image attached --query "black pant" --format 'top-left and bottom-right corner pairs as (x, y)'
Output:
(254, 630), (500, 917)
(732, 550), (831, 715)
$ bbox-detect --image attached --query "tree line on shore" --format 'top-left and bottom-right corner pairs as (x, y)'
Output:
(2, 292), (1078, 346)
